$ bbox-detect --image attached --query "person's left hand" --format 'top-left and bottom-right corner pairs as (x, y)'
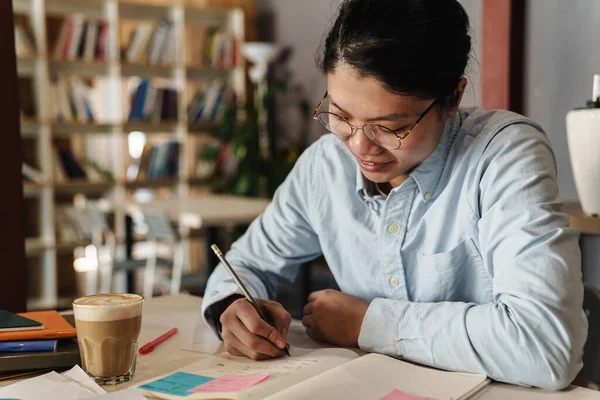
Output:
(301, 289), (370, 347)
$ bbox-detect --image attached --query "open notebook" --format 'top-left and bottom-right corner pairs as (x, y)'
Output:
(137, 346), (488, 400)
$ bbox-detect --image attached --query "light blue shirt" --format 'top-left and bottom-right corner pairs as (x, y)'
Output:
(202, 107), (587, 390)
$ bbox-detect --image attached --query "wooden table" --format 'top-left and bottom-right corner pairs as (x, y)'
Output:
(101, 194), (271, 291)
(121, 194), (271, 231)
(562, 202), (600, 236)
(1, 294), (599, 399)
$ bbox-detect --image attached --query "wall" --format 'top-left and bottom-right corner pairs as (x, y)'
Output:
(524, 0), (600, 202)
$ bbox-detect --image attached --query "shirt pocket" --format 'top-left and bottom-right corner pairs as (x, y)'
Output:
(411, 238), (492, 303)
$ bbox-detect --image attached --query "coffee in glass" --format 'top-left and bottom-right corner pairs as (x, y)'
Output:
(73, 293), (143, 385)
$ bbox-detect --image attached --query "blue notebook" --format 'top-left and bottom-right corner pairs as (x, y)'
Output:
(0, 340), (57, 353)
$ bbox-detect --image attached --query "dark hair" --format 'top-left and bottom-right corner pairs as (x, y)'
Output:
(318, 0), (472, 109)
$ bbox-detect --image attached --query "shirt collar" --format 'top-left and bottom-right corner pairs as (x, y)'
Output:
(356, 112), (460, 202)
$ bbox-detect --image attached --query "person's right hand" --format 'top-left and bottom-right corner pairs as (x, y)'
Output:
(219, 298), (291, 360)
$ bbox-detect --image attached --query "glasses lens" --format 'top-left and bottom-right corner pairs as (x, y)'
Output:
(363, 125), (401, 150)
(318, 113), (352, 138)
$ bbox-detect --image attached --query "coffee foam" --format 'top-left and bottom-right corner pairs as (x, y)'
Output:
(73, 294), (143, 322)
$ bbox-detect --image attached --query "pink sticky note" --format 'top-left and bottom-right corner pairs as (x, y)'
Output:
(189, 373), (270, 393)
(380, 389), (438, 400)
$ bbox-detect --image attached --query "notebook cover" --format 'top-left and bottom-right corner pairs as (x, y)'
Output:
(0, 315), (80, 374)
(0, 310), (43, 332)
(0, 311), (76, 341)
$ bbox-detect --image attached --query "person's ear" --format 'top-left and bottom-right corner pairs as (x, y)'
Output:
(444, 77), (468, 119)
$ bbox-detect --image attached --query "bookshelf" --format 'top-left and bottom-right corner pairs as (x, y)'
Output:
(14, 0), (246, 310)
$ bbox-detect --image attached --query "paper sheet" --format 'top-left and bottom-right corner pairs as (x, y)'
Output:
(138, 346), (360, 399)
(265, 353), (488, 400)
(87, 388), (148, 399)
(189, 373), (270, 393)
(0, 365), (106, 400)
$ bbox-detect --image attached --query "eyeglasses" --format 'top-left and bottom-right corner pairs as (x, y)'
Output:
(312, 91), (437, 150)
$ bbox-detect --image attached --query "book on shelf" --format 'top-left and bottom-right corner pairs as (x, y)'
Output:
(134, 140), (180, 180)
(55, 205), (94, 244)
(187, 80), (236, 123)
(51, 145), (112, 183)
(205, 30), (238, 69)
(14, 21), (36, 59)
(49, 77), (96, 123)
(184, 26), (237, 69)
(128, 79), (178, 122)
(22, 163), (44, 184)
(122, 18), (175, 65)
(49, 15), (108, 62)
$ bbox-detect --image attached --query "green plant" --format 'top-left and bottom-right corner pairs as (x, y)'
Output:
(202, 77), (310, 199)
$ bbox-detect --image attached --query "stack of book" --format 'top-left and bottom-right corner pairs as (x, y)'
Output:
(187, 80), (236, 123)
(0, 310), (79, 377)
(134, 140), (180, 181)
(122, 18), (175, 65)
(185, 27), (238, 69)
(128, 79), (178, 123)
(50, 15), (109, 62)
(49, 77), (96, 123)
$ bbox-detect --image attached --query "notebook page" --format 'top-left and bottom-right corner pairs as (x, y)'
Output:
(266, 353), (488, 400)
(137, 346), (360, 399)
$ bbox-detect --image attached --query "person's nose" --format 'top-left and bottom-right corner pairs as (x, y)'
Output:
(348, 125), (382, 156)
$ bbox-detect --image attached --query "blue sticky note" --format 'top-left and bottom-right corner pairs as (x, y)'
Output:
(139, 372), (214, 397)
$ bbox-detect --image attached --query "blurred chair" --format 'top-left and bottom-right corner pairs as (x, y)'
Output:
(84, 203), (186, 299)
(140, 209), (186, 298)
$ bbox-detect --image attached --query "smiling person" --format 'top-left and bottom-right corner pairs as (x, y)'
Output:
(201, 0), (586, 390)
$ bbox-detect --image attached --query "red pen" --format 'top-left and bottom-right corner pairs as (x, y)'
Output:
(139, 328), (178, 355)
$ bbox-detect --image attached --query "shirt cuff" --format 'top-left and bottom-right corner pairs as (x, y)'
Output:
(201, 284), (243, 337)
(358, 298), (409, 356)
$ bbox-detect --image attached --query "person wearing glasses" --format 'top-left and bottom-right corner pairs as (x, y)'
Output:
(202, 0), (586, 390)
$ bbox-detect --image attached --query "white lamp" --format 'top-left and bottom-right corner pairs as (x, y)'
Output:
(566, 74), (600, 215)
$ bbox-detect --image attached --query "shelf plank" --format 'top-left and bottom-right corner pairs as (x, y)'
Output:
(184, 8), (229, 27)
(125, 179), (179, 189)
(54, 181), (115, 194)
(186, 66), (233, 80)
(124, 121), (178, 133)
(52, 122), (116, 135)
(17, 57), (37, 76)
(562, 202), (600, 236)
(25, 238), (47, 256)
(44, 0), (106, 18)
(20, 119), (42, 137)
(121, 63), (176, 78)
(23, 182), (42, 197)
(119, 2), (173, 20)
(49, 60), (109, 77)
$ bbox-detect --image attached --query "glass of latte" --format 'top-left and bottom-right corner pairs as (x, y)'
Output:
(73, 293), (143, 385)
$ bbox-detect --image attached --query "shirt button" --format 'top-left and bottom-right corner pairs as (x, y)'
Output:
(424, 192), (431, 200)
(390, 277), (400, 287)
(387, 224), (399, 234)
